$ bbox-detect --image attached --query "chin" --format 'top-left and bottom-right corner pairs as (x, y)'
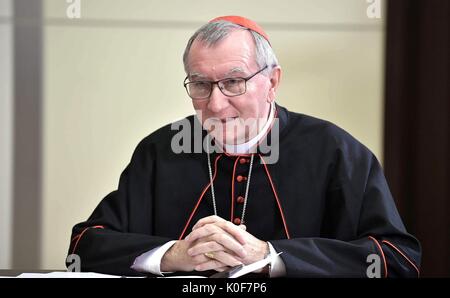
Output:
(224, 134), (247, 145)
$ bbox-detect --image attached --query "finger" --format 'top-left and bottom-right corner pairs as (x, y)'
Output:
(188, 227), (247, 259)
(186, 223), (226, 243)
(239, 225), (246, 231)
(214, 266), (229, 272)
(209, 251), (243, 267)
(211, 221), (247, 244)
(208, 233), (247, 258)
(187, 241), (225, 257)
(187, 222), (246, 246)
(195, 259), (224, 271)
(191, 252), (213, 265)
(192, 215), (226, 231)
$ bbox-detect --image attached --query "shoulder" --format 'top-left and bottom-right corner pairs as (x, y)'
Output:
(283, 107), (374, 160)
(283, 108), (380, 187)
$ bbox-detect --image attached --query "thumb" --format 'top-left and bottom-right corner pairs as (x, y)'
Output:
(239, 224), (246, 231)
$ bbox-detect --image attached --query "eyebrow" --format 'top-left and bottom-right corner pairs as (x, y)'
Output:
(189, 67), (248, 80)
(189, 72), (207, 80)
(224, 67), (247, 77)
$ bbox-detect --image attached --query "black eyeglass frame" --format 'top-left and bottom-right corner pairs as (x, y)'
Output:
(183, 65), (268, 100)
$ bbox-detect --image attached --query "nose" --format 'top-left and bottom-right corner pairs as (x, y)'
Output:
(207, 84), (230, 113)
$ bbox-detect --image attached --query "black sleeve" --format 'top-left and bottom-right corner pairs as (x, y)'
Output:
(67, 138), (170, 276)
(271, 136), (421, 278)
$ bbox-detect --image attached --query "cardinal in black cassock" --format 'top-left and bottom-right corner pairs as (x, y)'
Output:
(67, 15), (421, 277)
(67, 103), (421, 277)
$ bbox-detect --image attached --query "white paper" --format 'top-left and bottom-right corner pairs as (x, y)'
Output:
(17, 272), (123, 278)
(159, 275), (206, 278)
(228, 255), (273, 278)
(161, 253), (280, 278)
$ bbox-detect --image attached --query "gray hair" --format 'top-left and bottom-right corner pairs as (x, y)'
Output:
(182, 21), (279, 75)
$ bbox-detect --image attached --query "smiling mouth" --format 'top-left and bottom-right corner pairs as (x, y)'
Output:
(219, 117), (238, 123)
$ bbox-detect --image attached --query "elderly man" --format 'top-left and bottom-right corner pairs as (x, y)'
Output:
(67, 16), (421, 277)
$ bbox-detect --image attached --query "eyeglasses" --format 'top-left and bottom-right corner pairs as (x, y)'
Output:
(183, 65), (268, 100)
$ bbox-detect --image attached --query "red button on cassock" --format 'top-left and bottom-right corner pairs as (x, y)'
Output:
(236, 175), (247, 182)
(237, 196), (245, 204)
(239, 158), (248, 164)
(233, 218), (241, 225)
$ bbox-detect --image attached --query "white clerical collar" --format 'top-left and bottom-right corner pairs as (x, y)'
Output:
(219, 101), (276, 154)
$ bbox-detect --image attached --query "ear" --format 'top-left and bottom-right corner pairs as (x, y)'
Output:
(267, 66), (282, 103)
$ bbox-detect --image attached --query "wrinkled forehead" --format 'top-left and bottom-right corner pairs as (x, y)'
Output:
(187, 30), (258, 78)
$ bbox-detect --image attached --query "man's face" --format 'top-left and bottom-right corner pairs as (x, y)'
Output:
(186, 30), (277, 145)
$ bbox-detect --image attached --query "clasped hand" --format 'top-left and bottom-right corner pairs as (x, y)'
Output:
(161, 215), (269, 272)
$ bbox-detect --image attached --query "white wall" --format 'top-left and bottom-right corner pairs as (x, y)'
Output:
(0, 0), (12, 269)
(42, 0), (385, 269)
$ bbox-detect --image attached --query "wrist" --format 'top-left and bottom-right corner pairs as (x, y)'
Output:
(262, 242), (271, 276)
(161, 241), (179, 272)
(254, 241), (270, 274)
(262, 241), (270, 260)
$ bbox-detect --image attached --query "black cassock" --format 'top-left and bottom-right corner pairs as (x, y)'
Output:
(67, 104), (421, 277)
